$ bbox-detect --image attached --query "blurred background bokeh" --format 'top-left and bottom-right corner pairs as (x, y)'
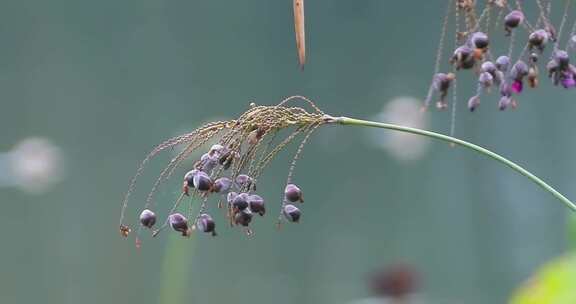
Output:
(1, 1), (575, 303)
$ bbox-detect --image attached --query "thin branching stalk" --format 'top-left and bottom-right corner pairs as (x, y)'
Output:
(331, 116), (576, 212)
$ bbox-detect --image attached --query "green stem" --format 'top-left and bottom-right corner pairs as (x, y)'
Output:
(333, 116), (576, 212)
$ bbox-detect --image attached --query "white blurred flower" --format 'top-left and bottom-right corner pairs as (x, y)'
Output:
(368, 96), (430, 162)
(7, 137), (64, 194)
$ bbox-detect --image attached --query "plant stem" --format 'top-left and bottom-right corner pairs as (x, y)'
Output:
(333, 116), (576, 212)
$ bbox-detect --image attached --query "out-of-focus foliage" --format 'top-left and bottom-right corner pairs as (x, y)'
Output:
(510, 253), (576, 304)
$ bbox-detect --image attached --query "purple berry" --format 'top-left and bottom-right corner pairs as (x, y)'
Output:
(481, 61), (496, 74)
(504, 10), (524, 30)
(553, 50), (570, 69)
(234, 209), (253, 227)
(232, 192), (249, 210)
(495, 55), (510, 71)
(284, 184), (303, 203)
(511, 61), (528, 80)
(235, 174), (254, 190)
(184, 169), (199, 187)
(282, 204), (301, 223)
(169, 213), (189, 236)
(479, 72), (494, 89)
(196, 213), (217, 236)
(529, 29), (549, 51)
(200, 153), (218, 172)
(213, 177), (232, 194)
(139, 209), (156, 228)
(468, 95), (480, 112)
(248, 194), (266, 216)
(469, 32), (489, 49)
(227, 191), (238, 204)
(511, 80), (523, 93)
(193, 171), (213, 192)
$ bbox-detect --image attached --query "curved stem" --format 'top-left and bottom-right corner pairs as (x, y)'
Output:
(333, 116), (576, 212)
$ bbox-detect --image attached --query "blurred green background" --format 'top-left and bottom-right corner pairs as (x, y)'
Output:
(1, 1), (575, 303)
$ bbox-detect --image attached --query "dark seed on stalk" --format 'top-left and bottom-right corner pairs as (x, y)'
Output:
(193, 171), (213, 192)
(248, 194), (266, 216)
(196, 213), (217, 236)
(213, 177), (232, 194)
(184, 169), (199, 187)
(496, 56), (510, 71)
(139, 209), (157, 228)
(227, 191), (238, 204)
(169, 213), (189, 236)
(470, 32), (489, 49)
(284, 184), (303, 203)
(234, 209), (253, 226)
(504, 10), (524, 30)
(200, 153), (218, 172)
(479, 72), (493, 88)
(511, 61), (529, 80)
(235, 174), (254, 190)
(553, 50), (570, 69)
(282, 204), (301, 223)
(232, 192), (249, 210)
(468, 95), (480, 112)
(481, 61), (496, 74)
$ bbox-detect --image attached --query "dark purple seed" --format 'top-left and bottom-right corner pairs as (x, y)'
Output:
(511, 61), (528, 80)
(227, 191), (238, 204)
(504, 10), (523, 29)
(235, 174), (254, 190)
(282, 204), (301, 223)
(209, 144), (225, 157)
(234, 209), (253, 226)
(139, 209), (156, 228)
(184, 169), (199, 187)
(193, 171), (213, 192)
(481, 61), (496, 74)
(169, 213), (189, 236)
(498, 96), (512, 111)
(468, 95), (480, 112)
(479, 72), (493, 88)
(470, 32), (489, 49)
(451, 45), (475, 69)
(232, 192), (249, 210)
(529, 29), (549, 48)
(496, 56), (510, 71)
(248, 194), (266, 216)
(284, 184), (303, 203)
(213, 177), (232, 194)
(196, 213), (216, 236)
(200, 153), (218, 172)
(432, 73), (455, 92)
(554, 50), (570, 69)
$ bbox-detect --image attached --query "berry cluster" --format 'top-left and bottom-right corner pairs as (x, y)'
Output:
(119, 97), (327, 244)
(425, 1), (576, 113)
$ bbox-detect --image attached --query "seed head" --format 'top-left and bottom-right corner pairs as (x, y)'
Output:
(139, 209), (157, 228)
(247, 194), (266, 216)
(284, 183), (303, 203)
(282, 204), (301, 222)
(193, 171), (213, 192)
(235, 174), (254, 190)
(232, 192), (249, 210)
(213, 177), (233, 194)
(495, 56), (510, 72)
(169, 213), (190, 236)
(196, 213), (217, 236)
(504, 10), (524, 33)
(234, 209), (253, 226)
(469, 32), (489, 50)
